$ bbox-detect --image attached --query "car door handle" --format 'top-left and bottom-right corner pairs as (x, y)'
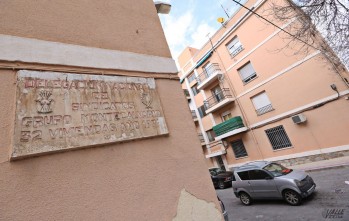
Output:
(248, 181), (251, 185)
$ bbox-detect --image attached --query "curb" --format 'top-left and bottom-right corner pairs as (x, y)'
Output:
(299, 163), (349, 172)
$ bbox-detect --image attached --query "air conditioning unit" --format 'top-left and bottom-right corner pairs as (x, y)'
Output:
(291, 114), (307, 124)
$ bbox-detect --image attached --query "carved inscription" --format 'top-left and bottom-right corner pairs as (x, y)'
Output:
(12, 71), (168, 159)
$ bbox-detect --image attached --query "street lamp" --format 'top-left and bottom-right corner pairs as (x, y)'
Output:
(154, 1), (171, 14)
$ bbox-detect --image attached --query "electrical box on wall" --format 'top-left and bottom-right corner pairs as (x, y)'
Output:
(291, 114), (307, 124)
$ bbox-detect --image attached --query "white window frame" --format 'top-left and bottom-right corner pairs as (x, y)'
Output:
(221, 111), (232, 122)
(226, 36), (243, 57)
(251, 92), (274, 115)
(238, 62), (257, 84)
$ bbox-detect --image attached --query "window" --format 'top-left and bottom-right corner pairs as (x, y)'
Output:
(226, 36), (243, 57)
(265, 125), (292, 150)
(251, 92), (274, 115)
(221, 112), (232, 122)
(238, 62), (257, 84)
(203, 62), (215, 77)
(248, 170), (271, 180)
(197, 105), (207, 118)
(188, 72), (196, 83)
(231, 140), (248, 158)
(191, 85), (199, 96)
(237, 171), (249, 180)
(211, 85), (224, 103)
(206, 130), (216, 142)
(216, 156), (225, 170)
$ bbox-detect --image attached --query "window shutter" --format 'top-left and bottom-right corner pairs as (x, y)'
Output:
(227, 38), (239, 51)
(251, 92), (271, 110)
(238, 62), (255, 80)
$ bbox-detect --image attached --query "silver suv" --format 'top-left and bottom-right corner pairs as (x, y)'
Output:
(232, 161), (316, 206)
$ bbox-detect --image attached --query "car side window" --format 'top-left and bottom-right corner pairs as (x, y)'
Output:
(248, 170), (271, 180)
(237, 171), (249, 180)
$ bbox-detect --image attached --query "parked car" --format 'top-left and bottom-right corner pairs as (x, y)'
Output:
(209, 167), (234, 189)
(232, 161), (316, 206)
(217, 196), (229, 221)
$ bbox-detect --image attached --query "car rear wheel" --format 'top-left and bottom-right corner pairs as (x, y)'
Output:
(218, 181), (225, 189)
(239, 192), (252, 206)
(283, 190), (301, 206)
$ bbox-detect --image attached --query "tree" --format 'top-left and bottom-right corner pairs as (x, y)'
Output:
(269, 0), (349, 69)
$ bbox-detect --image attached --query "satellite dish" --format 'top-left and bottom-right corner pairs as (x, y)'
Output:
(217, 17), (225, 24)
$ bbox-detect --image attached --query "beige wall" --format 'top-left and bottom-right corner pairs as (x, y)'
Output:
(251, 98), (349, 159)
(0, 0), (171, 58)
(178, 47), (198, 72)
(0, 1), (223, 220)
(0, 73), (221, 220)
(237, 54), (349, 125)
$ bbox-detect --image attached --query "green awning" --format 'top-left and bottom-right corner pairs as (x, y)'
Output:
(213, 116), (244, 136)
(195, 51), (213, 69)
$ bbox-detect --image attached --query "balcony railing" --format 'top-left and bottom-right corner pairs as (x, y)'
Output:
(256, 104), (274, 115)
(198, 133), (205, 143)
(205, 140), (227, 158)
(183, 89), (191, 99)
(188, 74), (197, 84)
(191, 110), (197, 120)
(213, 116), (245, 137)
(204, 88), (233, 110)
(196, 63), (222, 84)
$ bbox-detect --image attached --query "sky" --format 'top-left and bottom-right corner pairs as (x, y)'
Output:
(156, 0), (243, 60)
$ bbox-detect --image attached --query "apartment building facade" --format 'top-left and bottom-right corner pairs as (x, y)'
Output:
(178, 0), (349, 171)
(0, 1), (224, 220)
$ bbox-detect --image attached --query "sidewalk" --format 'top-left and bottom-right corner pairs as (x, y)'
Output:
(290, 156), (349, 172)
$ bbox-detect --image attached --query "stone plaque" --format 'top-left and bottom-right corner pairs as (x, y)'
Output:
(12, 70), (169, 159)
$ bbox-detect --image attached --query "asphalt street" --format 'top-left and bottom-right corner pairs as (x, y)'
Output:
(216, 166), (349, 221)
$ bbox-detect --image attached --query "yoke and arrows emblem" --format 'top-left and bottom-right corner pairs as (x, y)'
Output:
(35, 90), (54, 113)
(140, 92), (153, 109)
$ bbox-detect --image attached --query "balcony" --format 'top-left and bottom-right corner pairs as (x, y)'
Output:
(198, 133), (206, 146)
(196, 63), (223, 90)
(183, 89), (191, 100)
(256, 104), (274, 115)
(213, 116), (248, 140)
(204, 88), (235, 114)
(191, 110), (198, 122)
(205, 140), (227, 158)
